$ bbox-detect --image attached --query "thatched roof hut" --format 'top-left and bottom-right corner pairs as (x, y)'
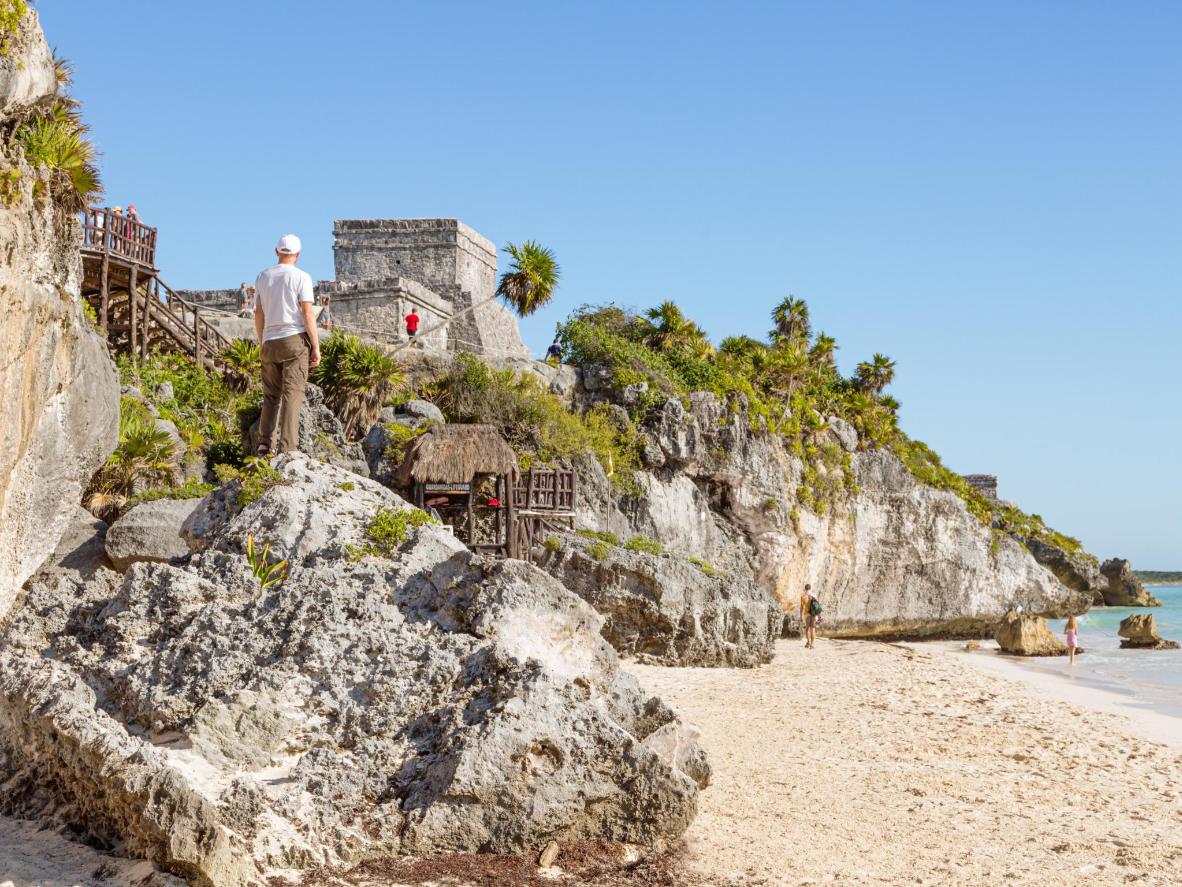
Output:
(395, 424), (517, 486)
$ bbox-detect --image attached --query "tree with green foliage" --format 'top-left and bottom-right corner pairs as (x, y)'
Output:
(854, 353), (897, 394)
(770, 295), (811, 345)
(809, 332), (839, 368)
(644, 300), (713, 356)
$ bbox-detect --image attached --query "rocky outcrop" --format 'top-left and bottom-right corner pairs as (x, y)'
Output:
(104, 497), (203, 571)
(0, 455), (705, 884)
(537, 532), (781, 667)
(995, 611), (1067, 656)
(1020, 536), (1107, 603)
(0, 10), (120, 619)
(1100, 558), (1161, 607)
(573, 392), (1089, 639)
(1118, 613), (1179, 650)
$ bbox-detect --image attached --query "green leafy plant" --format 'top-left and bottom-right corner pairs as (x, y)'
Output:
(588, 541), (610, 561)
(125, 478), (214, 507)
(312, 332), (404, 438)
(220, 339), (260, 393)
(496, 240), (561, 317)
(578, 529), (618, 546)
(348, 507), (438, 560)
(237, 457), (282, 507)
(245, 534), (288, 588)
(624, 535), (663, 555)
(84, 397), (180, 518)
(689, 556), (722, 578)
(383, 421), (430, 465)
(543, 535), (563, 553)
(0, 0), (29, 55)
(338, 481), (355, 492)
(15, 114), (102, 209)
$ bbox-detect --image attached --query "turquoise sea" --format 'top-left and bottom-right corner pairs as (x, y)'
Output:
(1043, 584), (1182, 718)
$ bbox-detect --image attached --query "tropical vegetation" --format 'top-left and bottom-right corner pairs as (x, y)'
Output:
(312, 331), (404, 437)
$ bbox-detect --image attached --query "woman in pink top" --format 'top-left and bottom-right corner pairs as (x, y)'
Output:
(1065, 614), (1079, 665)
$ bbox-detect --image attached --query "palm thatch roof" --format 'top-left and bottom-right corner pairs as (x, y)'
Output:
(395, 424), (518, 486)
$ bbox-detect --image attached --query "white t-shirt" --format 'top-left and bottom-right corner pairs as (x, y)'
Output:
(255, 263), (314, 342)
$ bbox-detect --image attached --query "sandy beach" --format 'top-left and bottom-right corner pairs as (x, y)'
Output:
(629, 639), (1182, 887)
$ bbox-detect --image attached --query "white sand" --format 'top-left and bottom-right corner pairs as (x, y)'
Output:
(629, 638), (1182, 886)
(0, 815), (174, 887)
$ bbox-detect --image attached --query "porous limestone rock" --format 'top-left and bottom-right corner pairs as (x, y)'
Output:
(995, 610), (1067, 656)
(401, 398), (444, 424)
(537, 533), (781, 667)
(0, 10), (120, 620)
(573, 392), (1087, 639)
(1020, 536), (1107, 603)
(1100, 558), (1161, 607)
(104, 497), (203, 571)
(0, 455), (704, 884)
(1118, 613), (1179, 650)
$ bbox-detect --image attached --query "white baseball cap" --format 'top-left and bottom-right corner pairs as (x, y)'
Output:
(276, 234), (302, 255)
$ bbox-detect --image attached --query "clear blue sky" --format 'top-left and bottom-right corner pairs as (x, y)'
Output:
(41, 1), (1181, 567)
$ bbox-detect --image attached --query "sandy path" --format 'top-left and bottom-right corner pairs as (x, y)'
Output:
(629, 639), (1182, 886)
(0, 815), (176, 887)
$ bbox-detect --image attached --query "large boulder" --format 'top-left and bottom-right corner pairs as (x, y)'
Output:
(0, 9), (120, 620)
(1020, 536), (1107, 603)
(538, 532), (780, 667)
(1100, 558), (1161, 607)
(0, 455), (704, 884)
(996, 610), (1067, 656)
(104, 497), (203, 571)
(1118, 613), (1179, 650)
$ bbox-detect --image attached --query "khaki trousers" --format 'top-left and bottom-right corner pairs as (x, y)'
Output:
(259, 333), (310, 453)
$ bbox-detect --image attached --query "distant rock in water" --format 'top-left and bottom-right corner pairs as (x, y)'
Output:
(1100, 558), (1161, 607)
(995, 610), (1068, 656)
(0, 455), (704, 884)
(1118, 613), (1179, 650)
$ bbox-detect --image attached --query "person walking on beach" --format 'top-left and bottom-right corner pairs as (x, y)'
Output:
(800, 584), (821, 649)
(405, 308), (421, 345)
(254, 234), (320, 456)
(1065, 614), (1079, 665)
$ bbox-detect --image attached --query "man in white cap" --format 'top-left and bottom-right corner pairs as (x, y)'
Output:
(254, 234), (320, 455)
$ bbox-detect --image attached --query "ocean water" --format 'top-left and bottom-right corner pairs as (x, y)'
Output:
(1040, 584), (1182, 717)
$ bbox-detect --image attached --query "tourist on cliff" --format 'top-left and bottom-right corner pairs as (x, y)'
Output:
(800, 584), (821, 649)
(319, 295), (333, 331)
(254, 234), (320, 456)
(405, 308), (421, 345)
(237, 282), (253, 317)
(546, 338), (562, 363)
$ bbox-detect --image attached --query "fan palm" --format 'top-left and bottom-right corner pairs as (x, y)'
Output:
(854, 353), (897, 394)
(770, 295), (811, 345)
(220, 339), (260, 393)
(644, 300), (705, 353)
(313, 332), (405, 437)
(763, 341), (811, 398)
(809, 332), (838, 367)
(15, 115), (102, 209)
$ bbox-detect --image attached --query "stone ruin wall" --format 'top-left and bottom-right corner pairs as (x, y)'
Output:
(962, 474), (999, 501)
(316, 277), (449, 350)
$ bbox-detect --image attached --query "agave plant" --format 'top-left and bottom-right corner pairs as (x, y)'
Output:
(245, 534), (288, 588)
(220, 338), (260, 393)
(15, 115), (102, 209)
(312, 332), (404, 438)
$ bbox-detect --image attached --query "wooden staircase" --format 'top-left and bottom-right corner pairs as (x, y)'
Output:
(80, 208), (232, 372)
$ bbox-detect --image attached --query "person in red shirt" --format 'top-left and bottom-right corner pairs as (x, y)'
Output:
(405, 309), (421, 345)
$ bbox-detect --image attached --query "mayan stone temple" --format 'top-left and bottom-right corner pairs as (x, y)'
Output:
(181, 218), (529, 358)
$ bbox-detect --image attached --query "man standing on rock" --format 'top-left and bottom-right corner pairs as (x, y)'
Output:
(254, 234), (320, 456)
(800, 583), (820, 649)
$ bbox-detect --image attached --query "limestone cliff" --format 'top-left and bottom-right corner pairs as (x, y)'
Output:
(565, 389), (1089, 639)
(0, 11), (119, 619)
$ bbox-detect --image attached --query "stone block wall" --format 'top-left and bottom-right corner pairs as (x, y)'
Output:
(316, 277), (449, 350)
(962, 474), (999, 500)
(176, 288), (239, 312)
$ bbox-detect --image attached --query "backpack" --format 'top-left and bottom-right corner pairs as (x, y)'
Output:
(808, 597), (823, 616)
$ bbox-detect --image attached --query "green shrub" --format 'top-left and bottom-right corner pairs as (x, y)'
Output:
(588, 541), (610, 561)
(338, 481), (356, 492)
(383, 422), (429, 465)
(348, 507), (438, 560)
(430, 352), (640, 493)
(312, 332), (404, 438)
(15, 114), (101, 208)
(220, 339), (260, 393)
(578, 529), (618, 546)
(624, 535), (663, 555)
(0, 1), (29, 54)
(214, 457), (282, 508)
(543, 535), (563, 553)
(84, 397), (180, 517)
(689, 556), (722, 578)
(125, 478), (214, 507)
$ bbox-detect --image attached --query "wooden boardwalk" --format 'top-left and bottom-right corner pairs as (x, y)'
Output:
(80, 208), (230, 371)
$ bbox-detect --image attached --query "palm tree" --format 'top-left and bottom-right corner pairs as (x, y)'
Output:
(392, 240), (559, 354)
(644, 300), (711, 354)
(854, 353), (896, 394)
(770, 296), (811, 345)
(763, 341), (811, 398)
(809, 332), (838, 367)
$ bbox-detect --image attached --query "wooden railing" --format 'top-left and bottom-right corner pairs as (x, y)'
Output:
(81, 207), (157, 267)
(513, 469), (576, 513)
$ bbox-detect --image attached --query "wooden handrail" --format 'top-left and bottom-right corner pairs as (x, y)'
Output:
(80, 207), (158, 268)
